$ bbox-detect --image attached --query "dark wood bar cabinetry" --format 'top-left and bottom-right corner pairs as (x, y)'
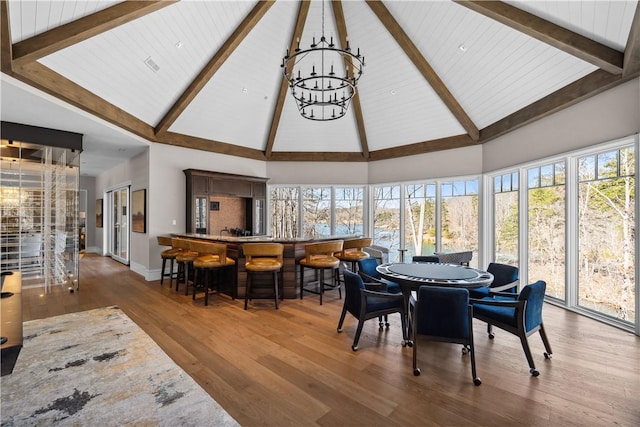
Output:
(184, 169), (268, 236)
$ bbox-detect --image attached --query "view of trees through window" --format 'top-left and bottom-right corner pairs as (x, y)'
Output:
(494, 172), (519, 265)
(528, 162), (566, 300)
(578, 146), (635, 322)
(373, 185), (401, 262)
(404, 184), (436, 261)
(270, 187), (298, 239)
(267, 138), (637, 331)
(441, 180), (479, 268)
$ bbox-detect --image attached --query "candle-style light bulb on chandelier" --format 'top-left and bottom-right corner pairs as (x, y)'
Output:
(281, 1), (365, 121)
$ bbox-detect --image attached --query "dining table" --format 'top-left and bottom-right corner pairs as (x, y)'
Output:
(376, 262), (494, 345)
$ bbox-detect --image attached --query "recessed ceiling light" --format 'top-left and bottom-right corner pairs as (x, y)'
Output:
(242, 87), (248, 93)
(458, 44), (467, 52)
(175, 41), (183, 49)
(390, 90), (397, 95)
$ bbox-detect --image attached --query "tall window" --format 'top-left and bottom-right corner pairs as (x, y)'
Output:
(373, 185), (401, 262)
(404, 183), (436, 260)
(302, 187), (331, 237)
(270, 187), (299, 239)
(494, 172), (519, 265)
(440, 179), (479, 267)
(335, 187), (364, 236)
(528, 162), (566, 300)
(578, 146), (635, 323)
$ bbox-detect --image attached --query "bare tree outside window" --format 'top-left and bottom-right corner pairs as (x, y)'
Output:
(270, 187), (299, 239)
(578, 146), (635, 322)
(335, 187), (364, 236)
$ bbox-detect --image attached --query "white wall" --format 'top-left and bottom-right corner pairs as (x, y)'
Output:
(267, 161), (368, 185)
(482, 77), (640, 173)
(367, 145), (483, 184)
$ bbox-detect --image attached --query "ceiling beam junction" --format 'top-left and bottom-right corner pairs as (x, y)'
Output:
(455, 1), (624, 75)
(332, 0), (369, 159)
(154, 0), (275, 137)
(265, 0), (311, 159)
(623, 4), (640, 77)
(366, 0), (480, 142)
(11, 1), (176, 67)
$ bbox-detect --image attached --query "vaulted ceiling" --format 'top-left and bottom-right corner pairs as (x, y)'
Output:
(2, 0), (639, 170)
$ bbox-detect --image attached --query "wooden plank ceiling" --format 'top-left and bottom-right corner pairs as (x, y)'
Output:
(1, 0), (639, 163)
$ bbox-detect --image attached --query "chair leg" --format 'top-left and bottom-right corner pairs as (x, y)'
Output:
(539, 323), (553, 358)
(352, 319), (365, 351)
(337, 306), (348, 332)
(244, 272), (251, 310)
(319, 269), (324, 305)
(168, 259), (175, 289)
(412, 332), (420, 375)
(299, 265), (304, 300)
(160, 258), (167, 285)
(336, 267), (342, 299)
(192, 268), (199, 300)
(273, 270), (279, 310)
(175, 262), (183, 292)
(184, 263), (191, 296)
(519, 333), (538, 376)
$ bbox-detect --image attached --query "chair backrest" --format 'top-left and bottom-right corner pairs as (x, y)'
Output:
(304, 240), (343, 259)
(358, 258), (381, 279)
(518, 280), (546, 332)
(189, 241), (231, 264)
(243, 243), (284, 263)
(343, 269), (366, 316)
(172, 238), (192, 250)
(487, 262), (519, 292)
(339, 237), (372, 253)
(157, 235), (173, 247)
(412, 255), (440, 263)
(415, 286), (470, 340)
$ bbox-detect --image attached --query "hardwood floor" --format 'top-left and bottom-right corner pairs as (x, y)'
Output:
(20, 254), (640, 426)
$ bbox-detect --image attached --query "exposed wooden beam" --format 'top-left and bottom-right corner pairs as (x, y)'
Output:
(12, 1), (176, 67)
(0, 1), (12, 73)
(332, 0), (369, 158)
(456, 1), (624, 74)
(368, 135), (476, 161)
(268, 151), (366, 162)
(13, 61), (157, 142)
(366, 0), (479, 142)
(480, 69), (623, 142)
(623, 3), (640, 77)
(155, 0), (275, 137)
(160, 132), (266, 161)
(265, 0), (310, 159)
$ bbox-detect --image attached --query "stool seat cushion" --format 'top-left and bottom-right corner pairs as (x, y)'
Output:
(336, 250), (370, 262)
(246, 258), (283, 272)
(300, 256), (340, 269)
(161, 248), (181, 258)
(176, 250), (199, 262)
(194, 255), (235, 268)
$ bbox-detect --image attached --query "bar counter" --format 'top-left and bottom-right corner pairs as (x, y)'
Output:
(171, 233), (358, 300)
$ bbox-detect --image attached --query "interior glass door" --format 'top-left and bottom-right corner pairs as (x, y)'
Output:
(108, 186), (129, 265)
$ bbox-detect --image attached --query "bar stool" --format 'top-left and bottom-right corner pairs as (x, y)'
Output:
(335, 237), (372, 272)
(172, 238), (199, 294)
(190, 241), (236, 306)
(299, 240), (343, 305)
(157, 235), (180, 287)
(243, 243), (284, 310)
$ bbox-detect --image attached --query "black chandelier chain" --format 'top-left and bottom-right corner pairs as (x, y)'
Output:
(281, 1), (365, 121)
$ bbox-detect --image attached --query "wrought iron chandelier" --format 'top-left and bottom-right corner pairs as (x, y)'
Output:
(281, 1), (365, 121)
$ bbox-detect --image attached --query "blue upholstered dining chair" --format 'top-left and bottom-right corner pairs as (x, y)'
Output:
(357, 258), (402, 294)
(470, 280), (552, 376)
(337, 270), (408, 351)
(412, 285), (481, 385)
(468, 262), (519, 299)
(412, 255), (440, 263)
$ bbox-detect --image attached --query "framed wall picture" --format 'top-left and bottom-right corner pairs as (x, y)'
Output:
(96, 199), (103, 228)
(132, 189), (146, 233)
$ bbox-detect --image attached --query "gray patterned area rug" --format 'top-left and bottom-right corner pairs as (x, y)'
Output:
(1, 306), (238, 426)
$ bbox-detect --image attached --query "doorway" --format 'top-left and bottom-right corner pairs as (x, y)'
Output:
(106, 186), (129, 265)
